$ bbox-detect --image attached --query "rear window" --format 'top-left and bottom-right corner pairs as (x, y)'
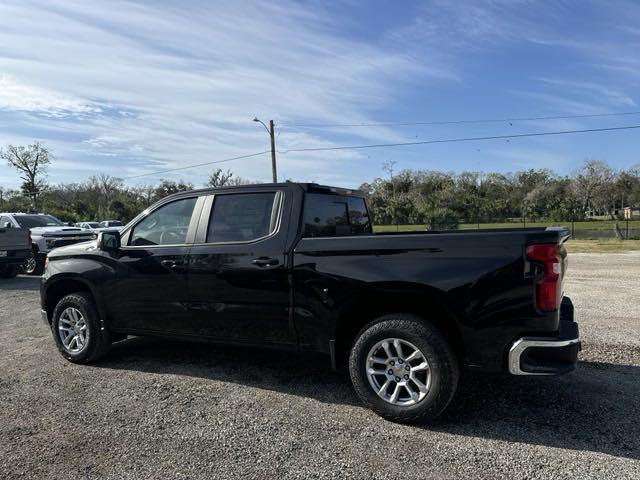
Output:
(207, 192), (280, 243)
(303, 193), (371, 237)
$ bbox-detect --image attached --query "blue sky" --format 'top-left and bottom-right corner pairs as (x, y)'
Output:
(0, 0), (639, 189)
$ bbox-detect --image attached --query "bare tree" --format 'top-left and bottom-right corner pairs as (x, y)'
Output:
(207, 168), (253, 187)
(573, 160), (615, 217)
(1, 142), (51, 209)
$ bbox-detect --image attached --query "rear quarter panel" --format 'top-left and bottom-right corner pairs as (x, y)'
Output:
(293, 230), (562, 370)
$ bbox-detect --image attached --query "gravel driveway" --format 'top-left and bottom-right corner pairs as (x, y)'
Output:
(1, 253), (638, 479)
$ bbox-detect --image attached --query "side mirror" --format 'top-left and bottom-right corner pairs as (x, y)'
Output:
(67, 221), (75, 226)
(3, 222), (11, 229)
(97, 230), (121, 251)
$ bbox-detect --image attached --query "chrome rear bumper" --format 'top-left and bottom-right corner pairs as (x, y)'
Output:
(508, 336), (580, 375)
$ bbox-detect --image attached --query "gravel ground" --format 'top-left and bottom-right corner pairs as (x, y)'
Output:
(1, 253), (639, 479)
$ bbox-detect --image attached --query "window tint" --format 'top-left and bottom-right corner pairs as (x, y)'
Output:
(130, 197), (197, 246)
(303, 193), (371, 237)
(14, 215), (63, 228)
(207, 192), (279, 243)
(346, 197), (371, 234)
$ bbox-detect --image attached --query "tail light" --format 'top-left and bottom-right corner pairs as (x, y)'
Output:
(526, 243), (561, 311)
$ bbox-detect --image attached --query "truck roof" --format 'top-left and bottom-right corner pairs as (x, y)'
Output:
(168, 182), (364, 198)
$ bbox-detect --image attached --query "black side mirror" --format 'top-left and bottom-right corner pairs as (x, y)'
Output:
(67, 221), (75, 226)
(97, 230), (121, 251)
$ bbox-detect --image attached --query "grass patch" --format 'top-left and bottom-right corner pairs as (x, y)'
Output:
(565, 239), (640, 253)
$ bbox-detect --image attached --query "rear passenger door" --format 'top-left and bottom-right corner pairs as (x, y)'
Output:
(186, 188), (294, 345)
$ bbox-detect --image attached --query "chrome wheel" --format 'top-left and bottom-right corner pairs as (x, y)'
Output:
(366, 338), (431, 406)
(23, 255), (36, 274)
(58, 307), (88, 353)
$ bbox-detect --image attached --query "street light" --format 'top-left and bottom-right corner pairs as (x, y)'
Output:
(253, 117), (277, 182)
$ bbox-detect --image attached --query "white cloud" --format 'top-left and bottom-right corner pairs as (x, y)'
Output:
(0, 0), (454, 187)
(0, 74), (101, 117)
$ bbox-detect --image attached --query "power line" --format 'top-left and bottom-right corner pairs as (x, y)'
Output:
(279, 124), (640, 153)
(282, 110), (640, 129)
(124, 151), (270, 180)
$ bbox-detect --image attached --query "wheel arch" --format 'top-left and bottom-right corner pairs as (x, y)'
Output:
(333, 285), (467, 369)
(43, 277), (103, 325)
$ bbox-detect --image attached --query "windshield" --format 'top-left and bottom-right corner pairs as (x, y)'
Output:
(84, 222), (100, 228)
(102, 221), (123, 227)
(14, 215), (64, 229)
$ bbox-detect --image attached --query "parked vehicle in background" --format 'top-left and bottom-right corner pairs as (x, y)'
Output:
(99, 220), (123, 229)
(39, 183), (580, 423)
(76, 222), (101, 230)
(0, 216), (31, 278)
(0, 213), (96, 275)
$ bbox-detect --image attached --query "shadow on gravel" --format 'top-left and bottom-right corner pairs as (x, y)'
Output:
(101, 338), (639, 460)
(0, 275), (40, 291)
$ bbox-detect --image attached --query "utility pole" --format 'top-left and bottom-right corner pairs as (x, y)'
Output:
(269, 120), (277, 183)
(253, 117), (278, 182)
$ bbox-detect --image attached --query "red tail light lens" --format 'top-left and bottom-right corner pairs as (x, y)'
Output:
(526, 244), (561, 311)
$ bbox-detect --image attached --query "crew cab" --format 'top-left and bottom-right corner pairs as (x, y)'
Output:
(1, 213), (96, 275)
(0, 217), (31, 278)
(39, 183), (580, 422)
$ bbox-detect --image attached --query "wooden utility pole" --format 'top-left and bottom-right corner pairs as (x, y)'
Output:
(253, 117), (278, 182)
(269, 120), (277, 183)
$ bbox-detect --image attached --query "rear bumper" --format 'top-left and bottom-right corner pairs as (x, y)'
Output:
(0, 248), (32, 265)
(508, 298), (581, 375)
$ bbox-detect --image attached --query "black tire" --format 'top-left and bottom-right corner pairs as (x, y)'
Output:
(349, 313), (459, 423)
(0, 264), (19, 278)
(22, 251), (44, 275)
(51, 292), (111, 364)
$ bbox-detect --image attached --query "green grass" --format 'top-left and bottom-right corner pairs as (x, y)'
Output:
(565, 239), (640, 253)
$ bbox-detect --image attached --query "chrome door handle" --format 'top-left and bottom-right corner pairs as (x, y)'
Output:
(251, 257), (279, 267)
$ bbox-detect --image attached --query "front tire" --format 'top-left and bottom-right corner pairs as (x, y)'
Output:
(349, 313), (459, 423)
(51, 292), (111, 363)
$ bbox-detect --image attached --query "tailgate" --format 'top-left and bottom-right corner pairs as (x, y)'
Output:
(0, 228), (30, 250)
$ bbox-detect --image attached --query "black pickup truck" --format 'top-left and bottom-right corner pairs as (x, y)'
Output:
(40, 183), (580, 422)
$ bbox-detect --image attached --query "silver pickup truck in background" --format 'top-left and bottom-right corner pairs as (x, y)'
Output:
(0, 220), (31, 278)
(0, 213), (96, 275)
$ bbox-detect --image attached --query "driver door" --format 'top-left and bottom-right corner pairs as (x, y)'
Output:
(105, 195), (204, 334)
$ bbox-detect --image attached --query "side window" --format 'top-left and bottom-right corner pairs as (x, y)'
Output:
(303, 193), (371, 237)
(346, 197), (371, 234)
(0, 216), (11, 227)
(303, 194), (349, 237)
(129, 197), (197, 246)
(207, 192), (279, 243)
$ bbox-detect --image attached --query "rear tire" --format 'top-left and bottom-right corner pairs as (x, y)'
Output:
(22, 251), (44, 275)
(0, 264), (19, 278)
(51, 292), (111, 363)
(349, 313), (459, 423)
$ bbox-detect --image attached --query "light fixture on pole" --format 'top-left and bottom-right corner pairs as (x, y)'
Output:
(253, 117), (277, 182)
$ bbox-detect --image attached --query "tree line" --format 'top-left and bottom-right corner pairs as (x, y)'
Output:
(361, 160), (640, 228)
(1, 142), (639, 226)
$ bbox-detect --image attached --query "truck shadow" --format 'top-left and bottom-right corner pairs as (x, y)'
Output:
(102, 337), (639, 460)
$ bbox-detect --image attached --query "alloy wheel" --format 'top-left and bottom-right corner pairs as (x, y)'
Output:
(58, 307), (89, 353)
(366, 338), (431, 406)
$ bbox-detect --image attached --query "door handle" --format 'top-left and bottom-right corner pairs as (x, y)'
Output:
(161, 259), (184, 269)
(251, 257), (279, 267)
